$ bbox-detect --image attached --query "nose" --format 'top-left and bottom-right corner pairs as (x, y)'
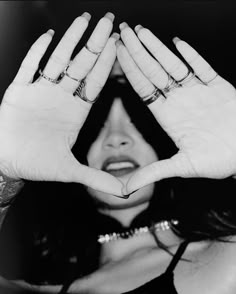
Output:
(102, 98), (134, 150)
(103, 127), (133, 150)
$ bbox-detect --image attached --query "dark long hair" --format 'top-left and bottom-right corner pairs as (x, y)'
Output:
(1, 1), (236, 290)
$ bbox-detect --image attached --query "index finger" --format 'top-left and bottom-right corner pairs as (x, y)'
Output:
(43, 13), (91, 79)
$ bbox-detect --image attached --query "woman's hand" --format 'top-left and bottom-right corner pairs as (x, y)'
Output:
(117, 23), (236, 194)
(0, 13), (123, 196)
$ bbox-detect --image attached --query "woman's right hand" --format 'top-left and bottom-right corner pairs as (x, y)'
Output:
(0, 13), (123, 196)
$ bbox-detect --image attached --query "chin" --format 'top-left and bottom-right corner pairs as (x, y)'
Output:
(87, 183), (155, 210)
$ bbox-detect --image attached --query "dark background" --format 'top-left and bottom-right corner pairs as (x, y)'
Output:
(0, 0), (236, 283)
(0, 0), (236, 99)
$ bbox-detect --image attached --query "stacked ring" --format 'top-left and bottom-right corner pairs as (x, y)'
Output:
(162, 74), (180, 95)
(141, 87), (163, 105)
(73, 78), (98, 104)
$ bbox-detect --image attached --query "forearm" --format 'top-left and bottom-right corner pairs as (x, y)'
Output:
(0, 171), (24, 228)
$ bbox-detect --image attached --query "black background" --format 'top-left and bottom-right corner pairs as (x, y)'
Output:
(0, 0), (236, 98)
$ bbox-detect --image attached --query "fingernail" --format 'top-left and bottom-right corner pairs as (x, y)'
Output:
(47, 29), (55, 36)
(119, 22), (129, 30)
(123, 189), (139, 199)
(173, 37), (181, 45)
(81, 12), (91, 21)
(112, 194), (128, 199)
(115, 39), (123, 47)
(135, 24), (143, 33)
(104, 12), (115, 22)
(111, 32), (120, 40)
(122, 194), (130, 199)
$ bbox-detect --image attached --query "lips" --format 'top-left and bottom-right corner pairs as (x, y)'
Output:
(102, 155), (140, 177)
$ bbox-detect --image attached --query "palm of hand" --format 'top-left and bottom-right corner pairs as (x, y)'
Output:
(154, 79), (236, 178)
(0, 82), (89, 181)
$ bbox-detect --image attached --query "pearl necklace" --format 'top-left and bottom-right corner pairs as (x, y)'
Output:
(97, 219), (179, 244)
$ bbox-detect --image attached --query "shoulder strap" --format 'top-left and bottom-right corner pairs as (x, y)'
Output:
(165, 240), (189, 274)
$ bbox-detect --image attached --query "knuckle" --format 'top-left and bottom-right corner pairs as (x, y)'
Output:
(169, 62), (187, 76)
(132, 46), (145, 59)
(87, 39), (103, 52)
(87, 75), (103, 89)
(49, 54), (65, 66)
(188, 52), (200, 64)
(139, 84), (154, 98)
(64, 32), (78, 46)
(28, 46), (42, 57)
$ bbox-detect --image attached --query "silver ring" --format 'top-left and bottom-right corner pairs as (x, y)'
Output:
(39, 69), (59, 84)
(62, 62), (81, 83)
(162, 75), (180, 95)
(204, 73), (219, 85)
(141, 87), (163, 105)
(85, 43), (101, 56)
(177, 69), (196, 85)
(73, 78), (98, 104)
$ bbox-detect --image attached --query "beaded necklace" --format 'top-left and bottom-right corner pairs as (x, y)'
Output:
(98, 219), (179, 244)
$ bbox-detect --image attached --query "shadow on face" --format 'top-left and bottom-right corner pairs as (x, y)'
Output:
(72, 60), (177, 209)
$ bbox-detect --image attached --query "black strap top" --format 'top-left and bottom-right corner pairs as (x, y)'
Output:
(122, 240), (189, 294)
(58, 240), (189, 294)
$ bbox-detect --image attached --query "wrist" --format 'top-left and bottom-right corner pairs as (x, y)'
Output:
(0, 171), (24, 227)
(0, 171), (24, 207)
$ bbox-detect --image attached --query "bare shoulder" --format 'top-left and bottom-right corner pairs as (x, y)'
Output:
(175, 236), (236, 294)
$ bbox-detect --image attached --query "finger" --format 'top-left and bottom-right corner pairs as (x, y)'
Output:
(78, 165), (124, 197)
(119, 23), (169, 89)
(42, 13), (91, 79)
(58, 154), (124, 197)
(59, 13), (114, 92)
(135, 26), (197, 85)
(85, 33), (119, 101)
(125, 154), (191, 194)
(174, 39), (220, 84)
(12, 30), (54, 85)
(12, 280), (61, 293)
(116, 40), (166, 105)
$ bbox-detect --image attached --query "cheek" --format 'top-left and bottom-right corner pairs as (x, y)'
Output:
(141, 144), (159, 165)
(87, 144), (101, 168)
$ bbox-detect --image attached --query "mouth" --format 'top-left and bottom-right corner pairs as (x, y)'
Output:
(101, 155), (140, 178)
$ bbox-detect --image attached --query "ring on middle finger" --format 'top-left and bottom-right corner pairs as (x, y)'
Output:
(85, 43), (101, 56)
(62, 61), (81, 83)
(141, 87), (163, 105)
(176, 68), (196, 86)
(162, 74), (180, 95)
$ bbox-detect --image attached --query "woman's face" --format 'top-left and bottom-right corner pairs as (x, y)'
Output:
(86, 63), (158, 208)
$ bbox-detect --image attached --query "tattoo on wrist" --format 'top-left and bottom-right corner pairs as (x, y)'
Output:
(0, 173), (24, 227)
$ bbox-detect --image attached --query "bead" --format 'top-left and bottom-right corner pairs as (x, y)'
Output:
(97, 220), (179, 244)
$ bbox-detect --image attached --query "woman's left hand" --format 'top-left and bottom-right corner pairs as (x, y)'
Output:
(117, 23), (236, 194)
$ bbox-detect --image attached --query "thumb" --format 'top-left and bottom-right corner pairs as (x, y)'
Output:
(125, 153), (192, 194)
(58, 154), (124, 197)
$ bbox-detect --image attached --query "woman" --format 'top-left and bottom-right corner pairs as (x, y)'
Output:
(1, 9), (236, 294)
